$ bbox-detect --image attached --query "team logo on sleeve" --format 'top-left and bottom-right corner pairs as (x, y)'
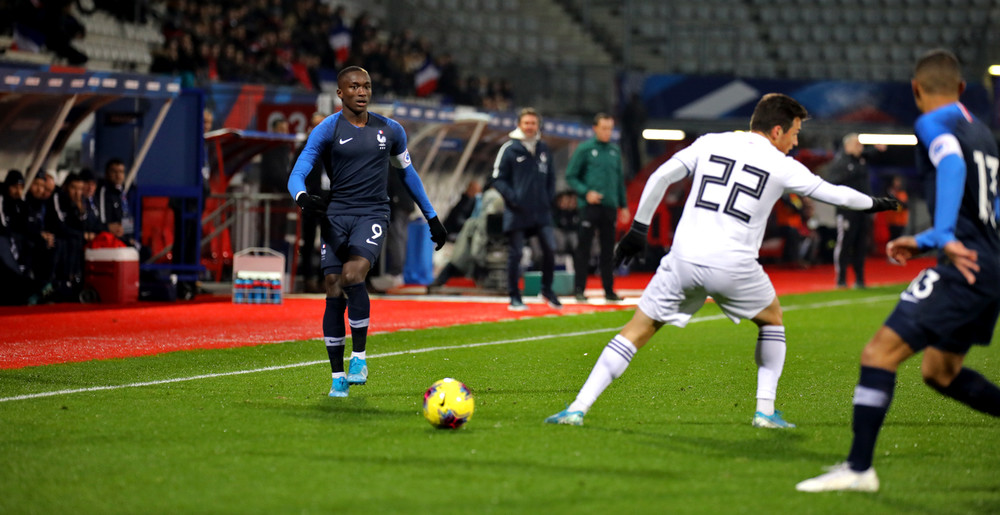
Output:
(377, 130), (387, 150)
(401, 150), (411, 167)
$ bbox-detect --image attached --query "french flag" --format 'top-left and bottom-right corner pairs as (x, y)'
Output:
(328, 25), (351, 64)
(414, 58), (440, 97)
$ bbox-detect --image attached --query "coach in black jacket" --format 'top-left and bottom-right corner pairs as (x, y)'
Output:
(491, 108), (560, 311)
(826, 133), (884, 289)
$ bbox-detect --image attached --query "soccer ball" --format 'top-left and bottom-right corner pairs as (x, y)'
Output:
(422, 378), (474, 429)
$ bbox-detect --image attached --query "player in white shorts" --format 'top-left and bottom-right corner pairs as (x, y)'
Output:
(546, 93), (901, 428)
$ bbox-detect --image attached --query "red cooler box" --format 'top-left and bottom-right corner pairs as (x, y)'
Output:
(84, 247), (140, 303)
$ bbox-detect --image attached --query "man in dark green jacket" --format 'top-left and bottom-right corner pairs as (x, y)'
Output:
(566, 113), (629, 301)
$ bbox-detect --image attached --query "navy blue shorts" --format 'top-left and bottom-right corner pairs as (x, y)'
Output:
(320, 213), (388, 275)
(884, 263), (1000, 355)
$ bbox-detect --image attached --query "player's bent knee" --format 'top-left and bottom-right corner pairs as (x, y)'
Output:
(920, 352), (961, 388)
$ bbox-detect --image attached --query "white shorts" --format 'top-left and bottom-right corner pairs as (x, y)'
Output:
(637, 253), (776, 327)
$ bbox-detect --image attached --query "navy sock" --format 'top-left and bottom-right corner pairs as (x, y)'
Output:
(929, 368), (1000, 416)
(323, 297), (347, 373)
(344, 282), (370, 354)
(847, 366), (896, 472)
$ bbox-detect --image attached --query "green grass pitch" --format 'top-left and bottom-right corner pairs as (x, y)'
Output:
(2, 287), (998, 514)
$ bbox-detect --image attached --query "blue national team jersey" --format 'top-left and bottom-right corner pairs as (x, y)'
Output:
(913, 102), (1000, 262)
(288, 111), (407, 217)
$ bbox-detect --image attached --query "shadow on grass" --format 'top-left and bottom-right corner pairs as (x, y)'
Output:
(248, 446), (684, 482)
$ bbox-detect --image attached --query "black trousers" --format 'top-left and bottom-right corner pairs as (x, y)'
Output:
(834, 211), (872, 286)
(574, 205), (617, 295)
(507, 224), (556, 298)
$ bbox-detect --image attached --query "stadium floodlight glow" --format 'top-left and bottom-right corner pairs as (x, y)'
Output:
(642, 129), (686, 141)
(989, 65), (1000, 76)
(857, 133), (918, 146)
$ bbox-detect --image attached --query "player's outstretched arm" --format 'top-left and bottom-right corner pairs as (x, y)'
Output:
(863, 196), (902, 213)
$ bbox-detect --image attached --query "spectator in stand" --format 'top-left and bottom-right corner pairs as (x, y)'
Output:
(0, 171), (37, 305)
(43, 172), (57, 199)
(428, 186), (505, 291)
(25, 172), (57, 287)
(96, 158), (135, 246)
(47, 173), (102, 297)
(442, 179), (482, 240)
(149, 38), (180, 76)
(436, 53), (461, 103)
(1, 171), (28, 260)
(79, 168), (99, 213)
(13, 0), (88, 65)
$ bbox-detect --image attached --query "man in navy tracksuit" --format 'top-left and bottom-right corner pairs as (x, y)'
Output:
(491, 108), (561, 311)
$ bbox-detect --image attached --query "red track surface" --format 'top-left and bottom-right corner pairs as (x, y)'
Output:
(0, 257), (932, 369)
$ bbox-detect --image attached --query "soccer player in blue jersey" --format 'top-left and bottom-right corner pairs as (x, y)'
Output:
(798, 49), (1000, 493)
(288, 66), (447, 398)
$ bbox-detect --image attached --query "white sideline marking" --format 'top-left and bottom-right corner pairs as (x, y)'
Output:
(0, 295), (897, 403)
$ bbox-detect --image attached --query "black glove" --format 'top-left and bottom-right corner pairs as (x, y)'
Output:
(428, 216), (447, 251)
(864, 196), (902, 213)
(295, 192), (328, 214)
(613, 221), (648, 268)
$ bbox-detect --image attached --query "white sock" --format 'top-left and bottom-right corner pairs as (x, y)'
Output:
(755, 325), (786, 416)
(568, 335), (638, 414)
(332, 372), (346, 379)
(351, 351), (366, 360)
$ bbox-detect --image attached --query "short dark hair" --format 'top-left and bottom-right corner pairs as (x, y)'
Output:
(337, 66), (368, 82)
(914, 48), (962, 95)
(593, 112), (613, 126)
(749, 93), (809, 133)
(63, 173), (82, 186)
(105, 158), (125, 174)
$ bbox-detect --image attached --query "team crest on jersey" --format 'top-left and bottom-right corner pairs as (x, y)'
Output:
(592, 149), (598, 157)
(377, 130), (387, 150)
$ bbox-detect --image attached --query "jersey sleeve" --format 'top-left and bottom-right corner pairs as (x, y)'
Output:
(287, 117), (332, 199)
(388, 118), (408, 157)
(386, 119), (436, 219)
(807, 181), (873, 210)
(913, 111), (966, 250)
(670, 136), (702, 173)
(633, 157), (690, 225)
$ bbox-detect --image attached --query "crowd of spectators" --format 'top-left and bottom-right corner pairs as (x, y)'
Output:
(5, 0), (89, 65)
(148, 0), (514, 108)
(0, 162), (134, 305)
